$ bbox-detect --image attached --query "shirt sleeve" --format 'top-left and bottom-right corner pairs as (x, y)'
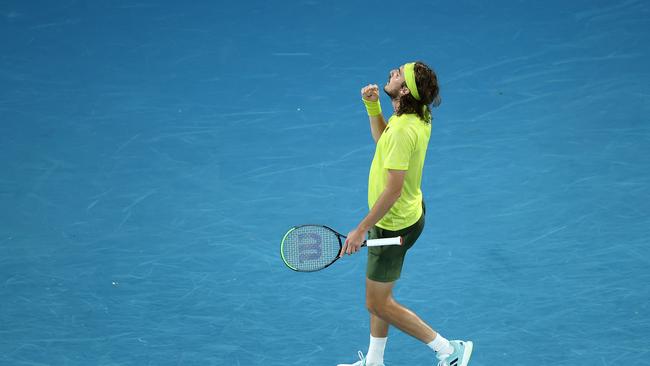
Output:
(383, 126), (416, 170)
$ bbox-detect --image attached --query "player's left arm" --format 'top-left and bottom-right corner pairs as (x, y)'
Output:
(340, 169), (405, 256)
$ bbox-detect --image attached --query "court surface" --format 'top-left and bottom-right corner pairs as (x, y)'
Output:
(1, 1), (649, 365)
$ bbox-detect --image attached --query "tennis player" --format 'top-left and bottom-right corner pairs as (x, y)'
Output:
(338, 62), (473, 366)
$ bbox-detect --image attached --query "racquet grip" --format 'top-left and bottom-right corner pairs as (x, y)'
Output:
(364, 237), (402, 247)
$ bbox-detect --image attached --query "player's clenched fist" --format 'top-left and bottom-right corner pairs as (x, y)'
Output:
(361, 84), (379, 102)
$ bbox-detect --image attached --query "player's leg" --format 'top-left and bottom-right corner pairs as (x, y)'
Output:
(370, 313), (389, 337)
(366, 278), (436, 342)
(366, 278), (473, 366)
(347, 211), (425, 365)
(363, 205), (473, 366)
(367, 313), (390, 365)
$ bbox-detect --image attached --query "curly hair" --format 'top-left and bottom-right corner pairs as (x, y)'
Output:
(395, 61), (440, 123)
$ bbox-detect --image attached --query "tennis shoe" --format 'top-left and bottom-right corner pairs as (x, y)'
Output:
(337, 351), (384, 366)
(436, 340), (473, 366)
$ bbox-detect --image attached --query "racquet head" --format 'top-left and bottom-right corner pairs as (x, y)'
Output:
(280, 225), (342, 272)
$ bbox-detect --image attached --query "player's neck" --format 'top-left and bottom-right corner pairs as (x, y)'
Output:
(391, 98), (400, 112)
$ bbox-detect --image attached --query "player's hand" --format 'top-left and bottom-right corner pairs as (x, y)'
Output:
(361, 84), (379, 102)
(339, 228), (366, 257)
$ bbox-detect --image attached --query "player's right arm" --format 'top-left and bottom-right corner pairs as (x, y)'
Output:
(361, 84), (387, 144)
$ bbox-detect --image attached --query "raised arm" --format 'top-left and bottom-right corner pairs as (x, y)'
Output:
(361, 84), (387, 144)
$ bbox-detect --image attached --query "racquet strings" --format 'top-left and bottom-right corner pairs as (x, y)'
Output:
(281, 226), (341, 271)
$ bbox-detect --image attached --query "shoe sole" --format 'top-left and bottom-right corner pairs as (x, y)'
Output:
(460, 341), (473, 366)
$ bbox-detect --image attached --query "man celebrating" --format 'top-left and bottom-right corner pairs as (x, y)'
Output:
(338, 61), (473, 366)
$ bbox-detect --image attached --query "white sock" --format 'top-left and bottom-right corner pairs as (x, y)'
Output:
(427, 334), (454, 356)
(366, 335), (387, 365)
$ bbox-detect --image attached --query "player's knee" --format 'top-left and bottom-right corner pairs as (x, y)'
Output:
(366, 297), (390, 317)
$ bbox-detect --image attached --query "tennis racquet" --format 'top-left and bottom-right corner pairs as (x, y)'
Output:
(280, 224), (402, 272)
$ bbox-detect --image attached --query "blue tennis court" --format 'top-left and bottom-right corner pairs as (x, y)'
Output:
(1, 1), (649, 365)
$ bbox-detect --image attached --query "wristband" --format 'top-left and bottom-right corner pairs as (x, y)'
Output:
(362, 98), (382, 117)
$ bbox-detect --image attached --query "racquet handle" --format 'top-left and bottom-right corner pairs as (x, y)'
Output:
(363, 236), (402, 247)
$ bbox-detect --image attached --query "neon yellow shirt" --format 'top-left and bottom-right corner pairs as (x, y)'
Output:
(368, 113), (431, 230)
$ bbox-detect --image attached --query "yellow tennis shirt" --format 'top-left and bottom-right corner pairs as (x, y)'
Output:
(368, 113), (431, 231)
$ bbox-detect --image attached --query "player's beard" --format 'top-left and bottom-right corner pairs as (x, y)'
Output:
(383, 85), (399, 100)
(383, 71), (400, 100)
